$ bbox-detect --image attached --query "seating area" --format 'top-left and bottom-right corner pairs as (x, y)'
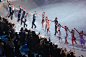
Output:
(0, 15), (84, 57)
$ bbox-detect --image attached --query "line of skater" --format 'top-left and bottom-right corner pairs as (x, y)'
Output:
(3, 0), (86, 51)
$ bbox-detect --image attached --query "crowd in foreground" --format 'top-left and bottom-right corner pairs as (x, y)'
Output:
(0, 15), (85, 57)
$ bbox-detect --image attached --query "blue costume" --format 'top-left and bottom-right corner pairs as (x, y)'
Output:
(17, 8), (23, 22)
(79, 34), (86, 45)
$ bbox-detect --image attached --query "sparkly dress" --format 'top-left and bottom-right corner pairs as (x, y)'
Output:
(79, 34), (85, 45)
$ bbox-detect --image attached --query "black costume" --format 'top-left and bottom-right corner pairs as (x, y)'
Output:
(31, 13), (36, 28)
(54, 19), (58, 35)
(21, 10), (25, 25)
(23, 13), (28, 27)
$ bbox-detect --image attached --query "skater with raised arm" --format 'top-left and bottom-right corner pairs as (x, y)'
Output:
(8, 4), (14, 20)
(38, 12), (45, 29)
(61, 26), (69, 44)
(74, 28), (86, 50)
(68, 29), (77, 48)
(28, 11), (38, 29)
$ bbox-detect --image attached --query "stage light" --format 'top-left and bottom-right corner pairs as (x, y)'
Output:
(42, 36), (45, 38)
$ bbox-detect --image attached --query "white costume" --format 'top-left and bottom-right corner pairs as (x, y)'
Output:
(58, 27), (61, 37)
(65, 31), (68, 37)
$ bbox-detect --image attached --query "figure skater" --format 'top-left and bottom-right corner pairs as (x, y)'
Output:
(17, 6), (23, 22)
(74, 28), (86, 50)
(8, 4), (14, 20)
(28, 11), (38, 29)
(21, 8), (26, 25)
(50, 17), (58, 35)
(7, 0), (11, 18)
(46, 20), (50, 35)
(56, 23), (62, 42)
(68, 29), (77, 48)
(45, 16), (49, 31)
(23, 13), (28, 28)
(38, 12), (45, 29)
(3, 0), (11, 17)
(61, 26), (69, 44)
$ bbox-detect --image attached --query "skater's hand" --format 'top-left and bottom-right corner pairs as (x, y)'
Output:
(16, 8), (18, 10)
(49, 20), (51, 21)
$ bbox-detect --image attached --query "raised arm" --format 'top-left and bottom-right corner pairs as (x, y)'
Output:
(37, 13), (42, 15)
(61, 26), (64, 28)
(49, 20), (54, 22)
(83, 34), (86, 36)
(74, 28), (80, 34)
(28, 12), (33, 15)
(68, 28), (71, 33)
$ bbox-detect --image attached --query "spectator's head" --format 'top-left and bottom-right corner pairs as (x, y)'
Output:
(25, 28), (28, 32)
(55, 45), (58, 48)
(20, 27), (23, 32)
(53, 42), (55, 45)
(7, 19), (9, 22)
(44, 38), (47, 41)
(12, 23), (15, 27)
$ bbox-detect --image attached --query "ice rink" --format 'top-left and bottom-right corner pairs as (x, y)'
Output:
(0, 0), (86, 56)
